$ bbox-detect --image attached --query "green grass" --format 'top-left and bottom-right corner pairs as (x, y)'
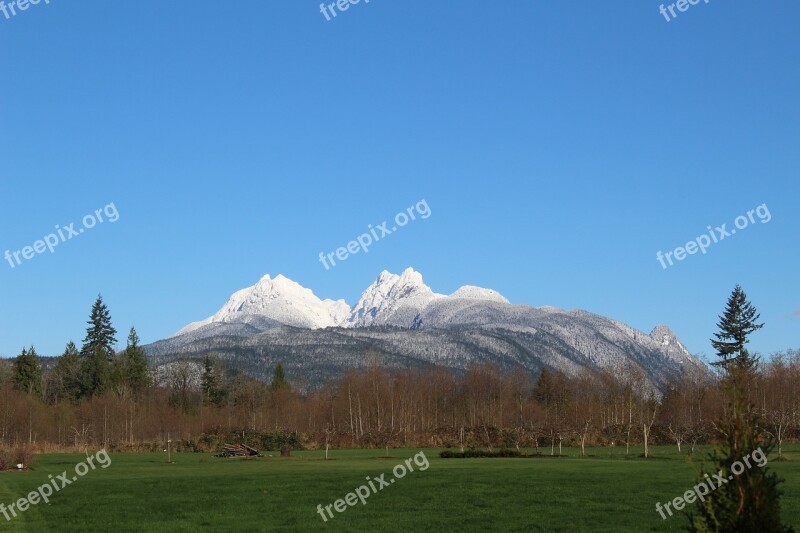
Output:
(0, 445), (797, 531)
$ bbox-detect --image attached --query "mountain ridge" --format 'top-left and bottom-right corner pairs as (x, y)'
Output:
(149, 268), (703, 391)
(173, 267), (512, 335)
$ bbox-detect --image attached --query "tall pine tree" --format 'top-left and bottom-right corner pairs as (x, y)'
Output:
(80, 295), (117, 397)
(52, 341), (82, 403)
(533, 367), (553, 405)
(13, 346), (42, 397)
(123, 327), (151, 395)
(689, 286), (792, 532)
(81, 294), (118, 361)
(270, 363), (290, 392)
(710, 284), (763, 372)
(200, 355), (224, 406)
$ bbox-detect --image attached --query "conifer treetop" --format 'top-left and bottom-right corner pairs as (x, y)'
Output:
(710, 284), (764, 370)
(81, 294), (118, 359)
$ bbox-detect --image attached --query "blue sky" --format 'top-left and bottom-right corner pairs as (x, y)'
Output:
(1, 1), (797, 359)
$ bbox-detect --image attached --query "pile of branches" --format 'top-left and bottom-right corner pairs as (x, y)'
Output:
(215, 444), (262, 458)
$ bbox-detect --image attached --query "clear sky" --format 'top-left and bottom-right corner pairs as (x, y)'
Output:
(1, 1), (797, 359)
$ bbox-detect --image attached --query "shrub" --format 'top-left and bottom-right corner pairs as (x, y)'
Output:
(0, 445), (35, 471)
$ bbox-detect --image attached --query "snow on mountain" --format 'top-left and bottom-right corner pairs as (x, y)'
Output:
(344, 268), (444, 327)
(168, 269), (696, 376)
(450, 285), (510, 304)
(153, 267), (703, 391)
(416, 299), (548, 330)
(172, 268), (514, 335)
(649, 324), (692, 362)
(172, 274), (349, 337)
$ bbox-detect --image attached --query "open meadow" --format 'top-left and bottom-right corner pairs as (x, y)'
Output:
(0, 445), (797, 532)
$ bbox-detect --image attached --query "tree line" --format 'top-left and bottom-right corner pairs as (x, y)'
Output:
(0, 291), (796, 457)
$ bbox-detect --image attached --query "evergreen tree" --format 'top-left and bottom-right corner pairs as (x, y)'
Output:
(200, 355), (222, 406)
(81, 294), (118, 362)
(79, 295), (117, 397)
(13, 346), (42, 397)
(123, 327), (151, 395)
(689, 286), (792, 532)
(533, 367), (553, 405)
(52, 341), (82, 403)
(270, 363), (290, 392)
(710, 285), (764, 372)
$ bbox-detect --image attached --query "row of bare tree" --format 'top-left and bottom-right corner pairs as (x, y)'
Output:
(0, 351), (797, 453)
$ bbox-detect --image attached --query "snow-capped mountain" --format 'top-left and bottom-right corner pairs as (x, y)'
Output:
(345, 268), (445, 327)
(174, 268), (509, 334)
(450, 286), (509, 303)
(151, 268), (704, 391)
(173, 274), (349, 336)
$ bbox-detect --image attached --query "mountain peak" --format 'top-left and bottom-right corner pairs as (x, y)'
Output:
(650, 324), (691, 359)
(399, 266), (423, 282)
(376, 270), (395, 282)
(256, 273), (294, 286)
(344, 268), (442, 327)
(450, 285), (510, 304)
(172, 273), (347, 336)
(650, 324), (676, 341)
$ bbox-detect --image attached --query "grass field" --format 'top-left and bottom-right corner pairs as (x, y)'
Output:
(0, 445), (797, 531)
